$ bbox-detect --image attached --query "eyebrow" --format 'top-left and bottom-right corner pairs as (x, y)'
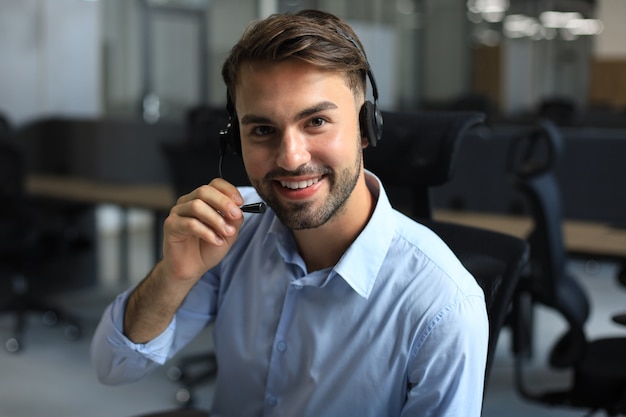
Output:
(240, 101), (338, 126)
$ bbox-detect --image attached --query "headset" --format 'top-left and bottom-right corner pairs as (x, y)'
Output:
(218, 32), (384, 162)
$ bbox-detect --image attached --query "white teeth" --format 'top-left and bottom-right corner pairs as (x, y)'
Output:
(280, 177), (319, 190)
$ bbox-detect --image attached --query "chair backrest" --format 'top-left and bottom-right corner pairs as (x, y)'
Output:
(422, 219), (529, 384)
(507, 120), (589, 368)
(0, 131), (35, 257)
(364, 110), (485, 219)
(0, 112), (12, 139)
(364, 109), (527, 383)
(536, 97), (579, 126)
(0, 141), (23, 199)
(0, 118), (25, 219)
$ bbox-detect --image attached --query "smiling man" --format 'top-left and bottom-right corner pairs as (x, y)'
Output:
(91, 9), (488, 417)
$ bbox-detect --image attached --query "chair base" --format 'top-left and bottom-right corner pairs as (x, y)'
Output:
(571, 338), (626, 415)
(515, 338), (626, 416)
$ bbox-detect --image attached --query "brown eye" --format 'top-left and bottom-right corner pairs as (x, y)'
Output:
(252, 125), (274, 136)
(309, 117), (326, 127)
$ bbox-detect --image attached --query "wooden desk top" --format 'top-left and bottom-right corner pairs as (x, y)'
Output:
(25, 175), (626, 261)
(26, 175), (176, 211)
(434, 209), (626, 260)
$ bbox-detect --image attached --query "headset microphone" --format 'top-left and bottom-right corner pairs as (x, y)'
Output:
(219, 119), (267, 214)
(240, 202), (266, 213)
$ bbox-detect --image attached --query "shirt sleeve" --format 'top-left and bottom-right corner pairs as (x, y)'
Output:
(89, 287), (174, 385)
(91, 273), (218, 386)
(401, 292), (489, 417)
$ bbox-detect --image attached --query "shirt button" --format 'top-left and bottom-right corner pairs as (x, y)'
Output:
(276, 341), (287, 352)
(266, 395), (278, 407)
(292, 282), (303, 290)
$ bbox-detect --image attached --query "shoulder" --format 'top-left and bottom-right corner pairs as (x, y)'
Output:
(387, 212), (488, 332)
(394, 212), (471, 277)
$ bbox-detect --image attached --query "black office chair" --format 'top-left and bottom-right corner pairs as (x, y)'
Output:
(536, 97), (579, 126)
(0, 135), (84, 352)
(364, 110), (486, 218)
(508, 119), (626, 416)
(366, 109), (528, 386)
(423, 219), (529, 384)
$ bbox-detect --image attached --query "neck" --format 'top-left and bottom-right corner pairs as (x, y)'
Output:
(293, 172), (375, 272)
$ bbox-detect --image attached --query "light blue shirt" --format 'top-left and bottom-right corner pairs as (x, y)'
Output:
(91, 172), (488, 417)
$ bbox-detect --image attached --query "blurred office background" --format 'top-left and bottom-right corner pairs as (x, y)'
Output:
(2, 0), (624, 126)
(1, 0), (626, 416)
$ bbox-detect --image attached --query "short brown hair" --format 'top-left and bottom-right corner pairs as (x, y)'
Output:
(221, 9), (369, 106)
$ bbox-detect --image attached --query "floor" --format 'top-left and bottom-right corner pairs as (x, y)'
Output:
(1, 206), (625, 417)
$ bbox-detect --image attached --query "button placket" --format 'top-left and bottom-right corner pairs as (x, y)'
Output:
(263, 280), (302, 415)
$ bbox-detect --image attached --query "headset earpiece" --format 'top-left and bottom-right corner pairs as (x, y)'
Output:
(359, 99), (383, 147)
(340, 33), (383, 147)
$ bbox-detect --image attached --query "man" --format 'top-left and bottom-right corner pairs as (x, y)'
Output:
(91, 9), (488, 417)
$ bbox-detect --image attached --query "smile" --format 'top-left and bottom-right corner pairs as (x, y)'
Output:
(279, 177), (321, 190)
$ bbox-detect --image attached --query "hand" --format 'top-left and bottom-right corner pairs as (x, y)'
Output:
(161, 178), (245, 285)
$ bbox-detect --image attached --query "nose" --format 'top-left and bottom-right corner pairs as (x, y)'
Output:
(276, 127), (311, 171)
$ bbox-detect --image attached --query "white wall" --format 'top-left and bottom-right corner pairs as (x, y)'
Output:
(422, 0), (470, 103)
(594, 0), (626, 58)
(0, 0), (101, 127)
(502, 39), (535, 115)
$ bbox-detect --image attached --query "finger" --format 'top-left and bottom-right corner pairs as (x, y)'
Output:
(172, 198), (242, 240)
(177, 182), (244, 221)
(209, 178), (245, 206)
(166, 211), (231, 246)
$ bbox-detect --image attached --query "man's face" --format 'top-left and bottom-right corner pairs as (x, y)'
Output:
(234, 59), (366, 230)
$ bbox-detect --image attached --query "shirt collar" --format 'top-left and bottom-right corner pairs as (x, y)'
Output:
(333, 170), (396, 298)
(263, 170), (397, 298)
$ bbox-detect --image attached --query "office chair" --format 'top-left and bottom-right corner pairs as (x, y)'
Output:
(0, 112), (11, 138)
(507, 119), (626, 416)
(366, 109), (528, 386)
(536, 97), (579, 126)
(364, 110), (486, 218)
(422, 219), (529, 383)
(0, 135), (86, 352)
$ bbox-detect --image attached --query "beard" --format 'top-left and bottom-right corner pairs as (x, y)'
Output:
(250, 141), (363, 230)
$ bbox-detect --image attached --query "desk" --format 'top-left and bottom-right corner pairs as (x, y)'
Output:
(26, 176), (626, 279)
(26, 175), (176, 282)
(433, 210), (626, 327)
(433, 209), (626, 261)
(26, 175), (175, 211)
